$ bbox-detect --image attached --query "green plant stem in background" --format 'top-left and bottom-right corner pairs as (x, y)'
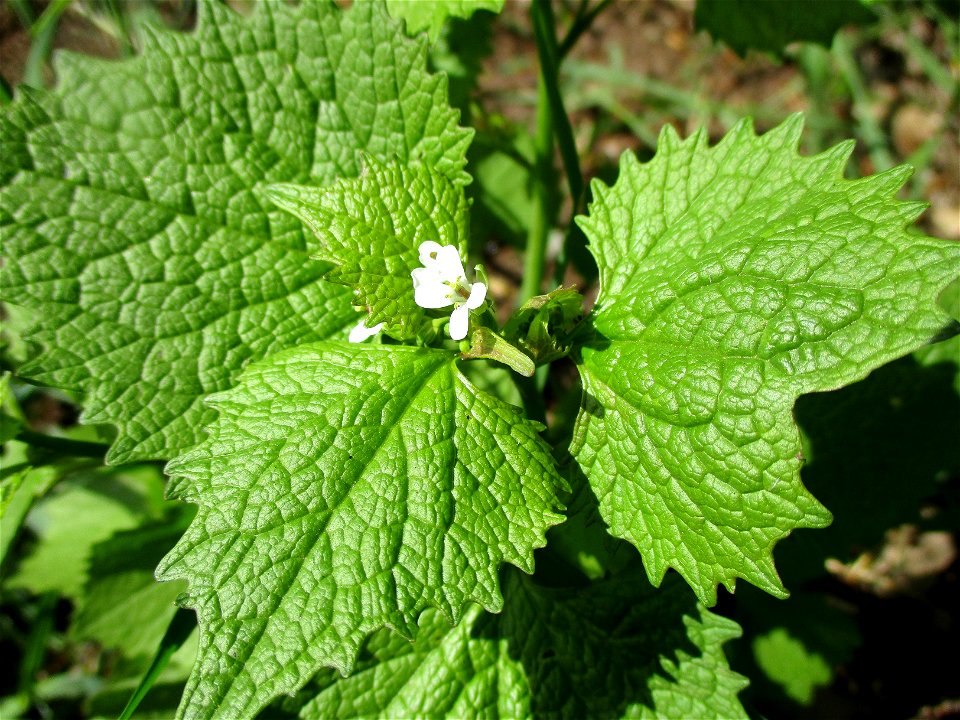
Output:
(520, 67), (554, 306)
(14, 428), (108, 459)
(900, 31), (957, 98)
(558, 0), (614, 59)
(18, 593), (58, 695)
(8, 0), (35, 29)
(528, 0), (594, 291)
(903, 136), (940, 201)
(796, 44), (833, 153)
(832, 32), (895, 173)
(102, 0), (135, 56)
(515, 369), (548, 426)
(118, 608), (196, 720)
(562, 48), (776, 131)
(23, 0), (70, 88)
(532, 0), (583, 207)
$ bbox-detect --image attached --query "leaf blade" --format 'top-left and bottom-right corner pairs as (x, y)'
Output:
(301, 569), (748, 720)
(156, 342), (565, 719)
(267, 160), (471, 342)
(574, 115), (960, 604)
(0, 0), (471, 463)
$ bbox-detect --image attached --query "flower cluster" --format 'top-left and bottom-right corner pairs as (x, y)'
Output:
(411, 241), (486, 341)
(348, 241), (487, 343)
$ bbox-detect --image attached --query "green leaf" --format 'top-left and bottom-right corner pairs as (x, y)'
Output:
(469, 133), (537, 245)
(156, 342), (565, 719)
(504, 286), (585, 365)
(573, 115), (960, 604)
(778, 354), (960, 585)
(0, 0), (471, 463)
(0, 466), (56, 567)
(267, 160), (470, 342)
(733, 588), (859, 708)
(5, 465), (166, 599)
(387, 0), (505, 40)
(71, 508), (194, 672)
(694, 0), (874, 56)
(115, 608), (199, 720)
(87, 621), (199, 720)
(752, 628), (830, 705)
(300, 568), (747, 719)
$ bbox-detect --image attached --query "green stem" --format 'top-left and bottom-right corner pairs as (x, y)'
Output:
(119, 608), (196, 720)
(23, 0), (70, 88)
(558, 0), (614, 59)
(530, 0), (589, 289)
(520, 70), (553, 307)
(104, 0), (135, 56)
(18, 593), (58, 695)
(903, 137), (939, 201)
(8, 0), (35, 29)
(796, 44), (832, 154)
(832, 32), (895, 173)
(531, 0), (583, 210)
(516, 373), (547, 426)
(15, 428), (109, 459)
(0, 468), (51, 575)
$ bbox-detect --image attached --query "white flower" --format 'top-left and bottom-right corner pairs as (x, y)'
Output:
(348, 319), (384, 343)
(411, 241), (487, 341)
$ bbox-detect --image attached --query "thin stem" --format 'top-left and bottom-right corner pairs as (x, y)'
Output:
(832, 32), (896, 173)
(796, 44), (833, 154)
(15, 428), (109, 459)
(519, 69), (553, 306)
(23, 0), (70, 88)
(558, 0), (614, 59)
(532, 0), (583, 209)
(18, 593), (58, 695)
(119, 608), (197, 720)
(530, 0), (587, 286)
(516, 373), (547, 426)
(30, 0), (71, 38)
(8, 0), (35, 29)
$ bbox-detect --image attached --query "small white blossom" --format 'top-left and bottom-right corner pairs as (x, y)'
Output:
(411, 241), (487, 341)
(348, 319), (384, 343)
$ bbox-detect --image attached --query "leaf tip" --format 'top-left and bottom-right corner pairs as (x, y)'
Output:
(896, 200), (930, 225)
(775, 112), (806, 147)
(821, 138), (857, 176)
(657, 122), (683, 151)
(871, 162), (915, 196)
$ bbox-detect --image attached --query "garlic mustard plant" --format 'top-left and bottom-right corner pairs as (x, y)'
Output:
(411, 241), (488, 341)
(1, 2), (958, 720)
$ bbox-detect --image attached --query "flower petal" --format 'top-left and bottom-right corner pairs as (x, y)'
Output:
(448, 304), (470, 341)
(464, 282), (487, 310)
(418, 240), (444, 266)
(414, 281), (454, 309)
(348, 320), (384, 343)
(411, 266), (442, 289)
(435, 244), (467, 282)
